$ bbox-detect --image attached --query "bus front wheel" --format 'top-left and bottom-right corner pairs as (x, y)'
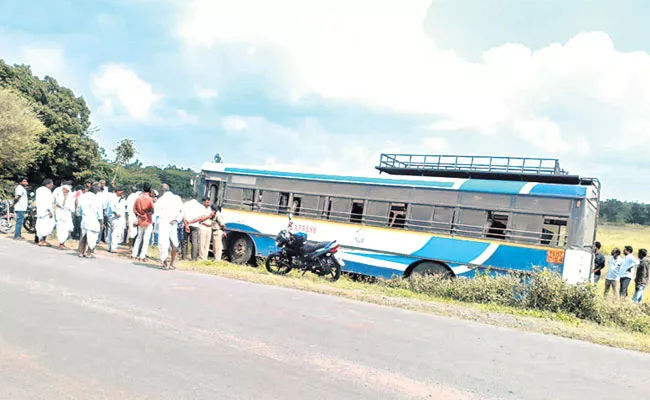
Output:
(228, 235), (254, 265)
(409, 261), (453, 279)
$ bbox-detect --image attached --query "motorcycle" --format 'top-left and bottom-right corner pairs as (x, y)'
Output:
(265, 214), (345, 281)
(0, 200), (15, 234)
(23, 193), (37, 234)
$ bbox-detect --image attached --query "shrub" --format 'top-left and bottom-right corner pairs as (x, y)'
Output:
(378, 269), (650, 334)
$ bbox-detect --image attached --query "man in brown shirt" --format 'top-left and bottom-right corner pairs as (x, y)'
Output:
(210, 204), (227, 261)
(131, 183), (155, 261)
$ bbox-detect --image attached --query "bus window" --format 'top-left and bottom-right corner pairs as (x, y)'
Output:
(328, 198), (352, 221)
(485, 212), (508, 240)
(408, 205), (433, 231)
(242, 189), (255, 210)
(291, 196), (302, 216)
(209, 183), (219, 203)
(366, 201), (389, 226)
(542, 217), (568, 247)
(350, 200), (364, 224)
(299, 195), (320, 218)
(455, 209), (485, 237)
(510, 213), (543, 243)
(432, 206), (455, 233)
(224, 187), (243, 208)
(389, 203), (407, 229)
(279, 192), (290, 214)
(258, 190), (279, 213)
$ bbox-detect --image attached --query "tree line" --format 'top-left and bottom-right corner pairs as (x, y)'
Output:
(599, 200), (650, 225)
(0, 59), (197, 199)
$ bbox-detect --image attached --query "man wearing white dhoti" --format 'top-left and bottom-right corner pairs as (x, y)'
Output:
(107, 188), (126, 253)
(54, 183), (75, 249)
(35, 179), (55, 246)
(126, 187), (141, 249)
(155, 184), (184, 269)
(78, 183), (103, 258)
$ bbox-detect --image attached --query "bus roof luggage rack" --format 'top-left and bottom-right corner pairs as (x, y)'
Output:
(376, 154), (592, 185)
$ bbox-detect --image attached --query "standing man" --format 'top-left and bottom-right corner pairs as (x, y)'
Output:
(78, 183), (103, 258)
(198, 197), (215, 261)
(54, 183), (75, 249)
(619, 245), (638, 299)
(182, 198), (212, 261)
(35, 179), (55, 246)
(633, 249), (649, 304)
(126, 186), (141, 250)
(107, 188), (126, 253)
(132, 183), (155, 262)
(592, 241), (606, 284)
(210, 204), (227, 261)
(605, 248), (622, 298)
(155, 184), (183, 269)
(13, 178), (28, 240)
(71, 185), (85, 240)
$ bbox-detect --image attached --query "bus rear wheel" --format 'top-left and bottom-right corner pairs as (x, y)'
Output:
(409, 261), (453, 279)
(228, 235), (254, 265)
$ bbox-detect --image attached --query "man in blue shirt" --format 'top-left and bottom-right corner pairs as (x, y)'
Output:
(619, 245), (638, 299)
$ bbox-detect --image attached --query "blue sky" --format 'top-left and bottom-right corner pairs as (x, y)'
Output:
(1, 0), (650, 201)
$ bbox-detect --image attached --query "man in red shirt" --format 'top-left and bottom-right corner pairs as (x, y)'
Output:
(131, 182), (155, 261)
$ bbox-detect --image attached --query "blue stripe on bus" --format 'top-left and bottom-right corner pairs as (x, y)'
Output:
(483, 246), (562, 273)
(222, 167), (588, 198)
(225, 167), (455, 189)
(412, 237), (492, 264)
(529, 184), (587, 197)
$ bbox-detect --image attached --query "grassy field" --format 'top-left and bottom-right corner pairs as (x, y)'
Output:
(5, 222), (650, 352)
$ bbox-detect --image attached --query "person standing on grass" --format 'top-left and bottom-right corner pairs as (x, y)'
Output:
(633, 249), (649, 304)
(604, 248), (622, 298)
(35, 179), (55, 247)
(210, 204), (227, 261)
(131, 183), (155, 262)
(71, 185), (85, 240)
(78, 183), (103, 258)
(182, 198), (212, 261)
(619, 245), (638, 299)
(13, 178), (29, 240)
(592, 241), (606, 284)
(54, 184), (75, 249)
(198, 198), (216, 261)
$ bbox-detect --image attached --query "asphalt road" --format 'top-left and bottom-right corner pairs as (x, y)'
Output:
(1, 239), (649, 400)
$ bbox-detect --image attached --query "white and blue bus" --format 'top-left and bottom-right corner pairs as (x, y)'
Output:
(199, 154), (600, 283)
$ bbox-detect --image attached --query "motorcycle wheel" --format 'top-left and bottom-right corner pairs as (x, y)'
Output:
(322, 258), (341, 282)
(23, 216), (35, 234)
(265, 253), (293, 275)
(0, 217), (14, 234)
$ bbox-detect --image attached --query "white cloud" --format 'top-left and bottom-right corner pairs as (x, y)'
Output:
(221, 116), (248, 132)
(197, 88), (219, 100)
(174, 1), (650, 157)
(422, 137), (449, 152)
(92, 64), (161, 121)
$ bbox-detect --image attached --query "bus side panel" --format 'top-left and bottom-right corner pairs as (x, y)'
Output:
(562, 248), (591, 284)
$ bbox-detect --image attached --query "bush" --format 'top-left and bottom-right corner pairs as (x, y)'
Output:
(378, 270), (650, 334)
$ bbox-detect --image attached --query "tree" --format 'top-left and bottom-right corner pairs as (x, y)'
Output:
(112, 138), (137, 184)
(0, 89), (46, 194)
(0, 60), (101, 184)
(213, 153), (223, 163)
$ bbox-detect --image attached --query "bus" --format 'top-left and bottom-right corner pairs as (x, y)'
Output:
(199, 154), (600, 283)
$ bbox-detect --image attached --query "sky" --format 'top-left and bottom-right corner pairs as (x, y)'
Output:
(1, 0), (649, 201)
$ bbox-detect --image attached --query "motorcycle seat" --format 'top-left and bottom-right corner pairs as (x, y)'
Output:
(302, 241), (332, 254)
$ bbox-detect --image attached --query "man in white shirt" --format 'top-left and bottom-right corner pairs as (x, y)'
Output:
(155, 184), (184, 269)
(107, 188), (126, 253)
(78, 183), (104, 258)
(13, 178), (29, 240)
(35, 179), (55, 246)
(126, 187), (142, 249)
(182, 198), (212, 261)
(54, 182), (75, 249)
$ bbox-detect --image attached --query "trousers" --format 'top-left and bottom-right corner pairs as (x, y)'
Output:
(132, 224), (153, 260)
(199, 225), (212, 261)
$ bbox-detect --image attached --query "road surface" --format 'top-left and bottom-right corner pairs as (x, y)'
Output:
(1, 239), (649, 400)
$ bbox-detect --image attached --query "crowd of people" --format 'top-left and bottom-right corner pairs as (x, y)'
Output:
(12, 178), (227, 269)
(592, 241), (649, 303)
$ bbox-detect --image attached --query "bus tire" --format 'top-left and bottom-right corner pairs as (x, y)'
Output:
(408, 261), (453, 279)
(228, 234), (254, 265)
